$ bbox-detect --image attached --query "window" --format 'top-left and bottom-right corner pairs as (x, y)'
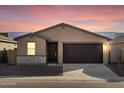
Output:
(27, 42), (36, 55)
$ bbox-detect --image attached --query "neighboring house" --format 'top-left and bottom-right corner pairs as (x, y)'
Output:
(0, 35), (17, 62)
(109, 35), (124, 63)
(15, 23), (111, 64)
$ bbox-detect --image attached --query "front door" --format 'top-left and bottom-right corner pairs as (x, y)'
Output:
(47, 42), (58, 63)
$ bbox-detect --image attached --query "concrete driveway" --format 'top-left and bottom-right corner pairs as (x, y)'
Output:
(63, 64), (121, 82)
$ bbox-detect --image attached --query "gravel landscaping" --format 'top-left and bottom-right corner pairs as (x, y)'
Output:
(106, 64), (124, 77)
(0, 63), (63, 77)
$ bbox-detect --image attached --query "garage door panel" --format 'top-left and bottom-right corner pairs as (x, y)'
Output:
(63, 44), (103, 63)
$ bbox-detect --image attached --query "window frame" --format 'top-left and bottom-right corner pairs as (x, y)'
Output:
(27, 41), (36, 55)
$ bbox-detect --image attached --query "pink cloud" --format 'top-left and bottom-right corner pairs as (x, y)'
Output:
(0, 5), (124, 32)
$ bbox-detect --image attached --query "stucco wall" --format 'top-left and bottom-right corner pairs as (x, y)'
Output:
(37, 26), (107, 42)
(35, 25), (110, 64)
(17, 35), (46, 63)
(17, 36), (46, 56)
(110, 43), (124, 63)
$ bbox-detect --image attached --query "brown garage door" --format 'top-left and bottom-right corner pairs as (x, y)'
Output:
(63, 43), (103, 63)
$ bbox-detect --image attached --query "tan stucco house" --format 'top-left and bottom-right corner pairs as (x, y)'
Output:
(0, 34), (17, 62)
(15, 23), (111, 64)
(109, 35), (124, 63)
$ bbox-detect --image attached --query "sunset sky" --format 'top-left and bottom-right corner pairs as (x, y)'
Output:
(0, 5), (124, 32)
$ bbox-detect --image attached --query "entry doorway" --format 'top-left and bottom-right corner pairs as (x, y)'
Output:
(47, 42), (58, 63)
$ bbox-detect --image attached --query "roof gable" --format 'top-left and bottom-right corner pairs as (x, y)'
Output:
(15, 23), (111, 41)
(34, 23), (111, 40)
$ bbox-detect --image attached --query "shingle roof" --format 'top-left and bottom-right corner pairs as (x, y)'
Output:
(14, 33), (47, 40)
(34, 23), (111, 40)
(0, 35), (17, 43)
(110, 35), (124, 44)
(15, 23), (111, 41)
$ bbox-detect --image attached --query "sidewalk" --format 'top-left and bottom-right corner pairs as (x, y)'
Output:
(0, 77), (124, 88)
